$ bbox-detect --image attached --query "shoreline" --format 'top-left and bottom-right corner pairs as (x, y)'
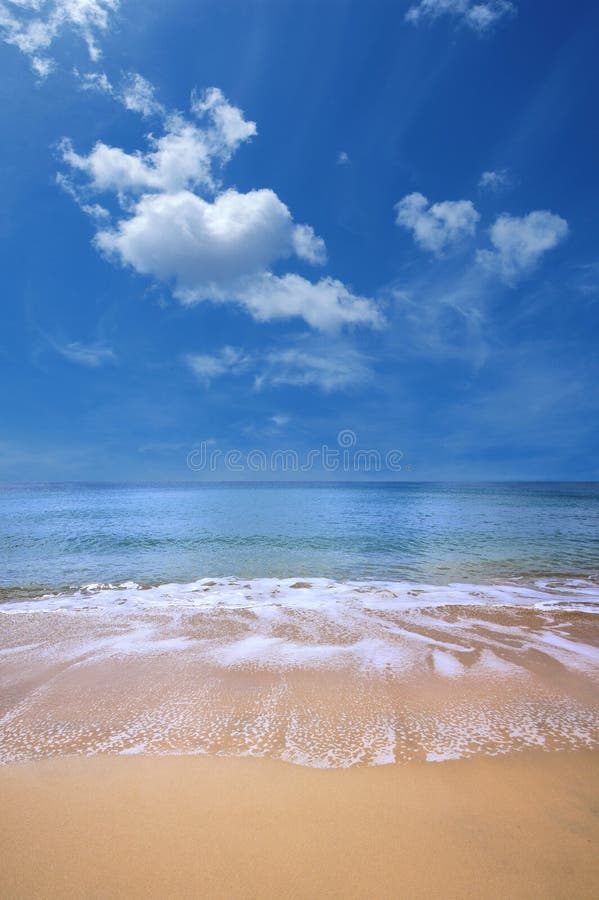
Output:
(1, 749), (598, 899)
(2, 595), (597, 766)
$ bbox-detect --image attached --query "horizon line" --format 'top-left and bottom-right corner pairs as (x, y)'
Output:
(1, 479), (598, 487)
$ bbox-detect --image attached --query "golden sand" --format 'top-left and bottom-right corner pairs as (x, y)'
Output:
(1, 750), (598, 899)
(2, 589), (598, 896)
(2, 602), (598, 765)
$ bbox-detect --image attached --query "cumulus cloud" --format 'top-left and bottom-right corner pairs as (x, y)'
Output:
(61, 86), (255, 195)
(60, 78), (382, 332)
(477, 210), (568, 283)
(0, 0), (119, 75)
(55, 340), (115, 366)
(96, 189), (298, 288)
(479, 168), (511, 191)
(236, 273), (381, 331)
(190, 86), (257, 149)
(395, 192), (480, 255)
(291, 223), (327, 265)
(405, 0), (515, 33)
(337, 151), (350, 165)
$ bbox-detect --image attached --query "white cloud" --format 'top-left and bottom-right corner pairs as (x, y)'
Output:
(75, 69), (166, 119)
(236, 273), (382, 331)
(74, 67), (112, 93)
(56, 171), (109, 220)
(395, 192), (480, 255)
(186, 346), (250, 386)
(120, 72), (165, 118)
(389, 266), (490, 367)
(55, 340), (115, 366)
(186, 341), (371, 393)
(258, 345), (371, 392)
(477, 210), (568, 283)
(191, 86), (257, 150)
(61, 78), (382, 332)
(479, 168), (511, 191)
(291, 223), (327, 265)
(405, 0), (515, 33)
(0, 0), (119, 75)
(32, 54), (54, 76)
(95, 189), (298, 289)
(61, 87), (254, 195)
(337, 151), (350, 165)
(271, 414), (289, 427)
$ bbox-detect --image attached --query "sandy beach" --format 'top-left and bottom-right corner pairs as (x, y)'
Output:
(2, 579), (598, 897)
(3, 0), (599, 885)
(2, 583), (599, 766)
(1, 750), (598, 899)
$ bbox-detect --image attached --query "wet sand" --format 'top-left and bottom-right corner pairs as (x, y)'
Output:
(2, 594), (598, 765)
(1, 750), (598, 899)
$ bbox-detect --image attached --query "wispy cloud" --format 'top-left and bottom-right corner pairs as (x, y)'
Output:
(387, 205), (568, 365)
(185, 339), (372, 393)
(54, 340), (116, 367)
(389, 264), (491, 367)
(74, 69), (167, 119)
(405, 0), (515, 34)
(0, 0), (120, 77)
(256, 344), (372, 392)
(479, 168), (511, 191)
(185, 346), (251, 386)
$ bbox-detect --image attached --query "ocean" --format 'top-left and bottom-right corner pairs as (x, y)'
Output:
(1, 481), (598, 767)
(1, 481), (598, 596)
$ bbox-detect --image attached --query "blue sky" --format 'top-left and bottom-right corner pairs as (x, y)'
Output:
(1, 0), (598, 480)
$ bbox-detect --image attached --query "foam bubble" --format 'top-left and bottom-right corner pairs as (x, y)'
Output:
(1, 576), (598, 768)
(1, 575), (598, 616)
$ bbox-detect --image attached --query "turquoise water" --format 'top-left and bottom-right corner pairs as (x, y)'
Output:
(1, 482), (598, 595)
